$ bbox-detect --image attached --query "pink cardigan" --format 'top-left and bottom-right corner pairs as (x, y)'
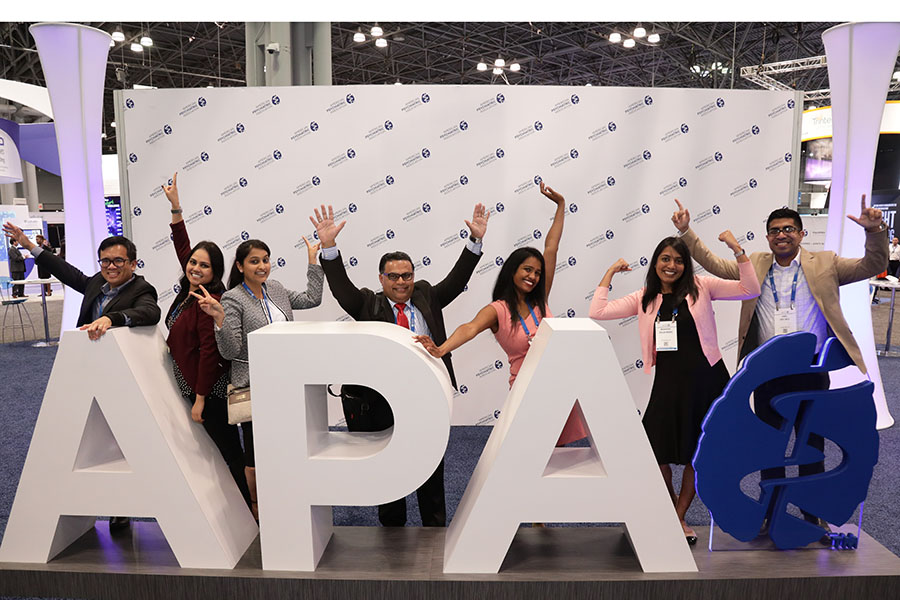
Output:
(589, 261), (761, 374)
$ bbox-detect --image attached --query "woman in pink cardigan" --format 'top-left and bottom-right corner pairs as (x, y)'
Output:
(589, 231), (760, 544)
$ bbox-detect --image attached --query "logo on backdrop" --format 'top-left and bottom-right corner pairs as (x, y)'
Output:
(133, 207), (141, 216)
(349, 203), (357, 213)
(635, 359), (644, 369)
(423, 256), (431, 266)
(606, 230), (615, 239)
(386, 175), (395, 185)
(608, 176), (616, 186)
(346, 94), (355, 104)
(349, 257), (358, 267)
(570, 148), (579, 159)
(347, 148), (356, 159)
(752, 125), (760, 135)
(129, 153), (138, 163)
(640, 256), (649, 266)
(641, 203), (651, 214)
(746, 231), (755, 241)
(163, 124), (172, 135)
(236, 123), (245, 133)
(717, 98), (725, 108)
(136, 259), (145, 269)
(204, 205), (213, 215)
(421, 93), (430, 103)
(534, 121), (543, 131)
(681, 123), (689, 133)
(495, 202), (504, 213)
(694, 333), (878, 550)
(496, 148), (505, 159)
(495, 256), (504, 266)
(459, 229), (469, 239)
(273, 150), (282, 160)
(386, 229), (395, 239)
(568, 256), (577, 266)
(609, 121), (617, 131)
(241, 231), (250, 241)
(312, 176), (321, 186)
(787, 99), (796, 109)
(460, 385), (468, 394)
(310, 121), (319, 131)
(534, 175), (542, 185)
(275, 204), (284, 214)
(422, 202), (431, 213)
(384, 120), (393, 130)
(460, 175), (469, 185)
(276, 257), (286, 268)
(422, 148), (431, 158)
(239, 177), (248, 187)
(644, 95), (653, 105)
(568, 203), (578, 213)
(198, 97), (207, 107)
(679, 177), (688, 187)
(271, 95), (280, 105)
(715, 152), (724, 161)
(749, 178), (758, 188)
(533, 229), (542, 240)
(200, 152), (209, 162)
(713, 205), (721, 214)
(125, 98), (135, 109)
(643, 150), (652, 160)
(571, 94), (580, 104)
(785, 153), (792, 162)
(496, 93), (505, 104)
(567, 308), (576, 318)
(459, 120), (468, 131)
(173, 284), (181, 294)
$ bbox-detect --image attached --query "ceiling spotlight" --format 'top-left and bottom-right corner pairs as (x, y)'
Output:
(130, 42), (143, 52)
(371, 25), (383, 37)
(353, 29), (365, 43)
(893, 71), (900, 80)
(494, 58), (505, 68)
(493, 67), (503, 75)
(634, 26), (646, 38)
(609, 32), (622, 43)
(140, 35), (153, 47)
(648, 33), (660, 43)
(394, 80), (402, 85)
(207, 85), (214, 89)
(109, 39), (115, 47)
(509, 62), (520, 72)
(623, 38), (636, 48)
(585, 83), (593, 87)
(477, 61), (488, 71)
(111, 121), (116, 128)
(375, 37), (387, 48)
(112, 29), (125, 42)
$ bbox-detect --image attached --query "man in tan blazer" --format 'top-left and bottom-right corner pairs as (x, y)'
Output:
(672, 196), (888, 533)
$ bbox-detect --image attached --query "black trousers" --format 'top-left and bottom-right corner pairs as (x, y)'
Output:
(343, 393), (446, 527)
(754, 370), (830, 520)
(10, 270), (24, 297)
(188, 395), (252, 507)
(889, 259), (899, 278)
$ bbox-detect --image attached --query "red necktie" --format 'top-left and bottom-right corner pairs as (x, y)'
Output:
(396, 303), (410, 329)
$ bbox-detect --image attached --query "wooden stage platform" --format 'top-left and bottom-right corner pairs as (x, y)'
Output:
(1, 523), (899, 599)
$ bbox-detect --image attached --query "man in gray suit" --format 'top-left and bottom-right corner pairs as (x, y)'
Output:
(8, 238), (25, 298)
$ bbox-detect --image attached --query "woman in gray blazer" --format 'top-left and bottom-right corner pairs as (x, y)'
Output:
(193, 236), (323, 518)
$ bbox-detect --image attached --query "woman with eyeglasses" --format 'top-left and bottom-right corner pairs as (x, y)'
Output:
(414, 181), (588, 447)
(192, 211), (324, 519)
(161, 173), (252, 508)
(588, 228), (760, 545)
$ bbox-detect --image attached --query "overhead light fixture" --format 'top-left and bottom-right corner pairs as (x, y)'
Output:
(371, 24), (383, 37)
(893, 71), (900, 81)
(130, 42), (143, 52)
(112, 29), (125, 42)
(509, 62), (520, 72)
(494, 58), (505, 68)
(140, 35), (153, 47)
(634, 26), (646, 38)
(493, 67), (503, 75)
(477, 61), (487, 71)
(623, 38), (636, 49)
(648, 33), (660, 43)
(375, 37), (387, 48)
(207, 85), (214, 89)
(110, 121), (116, 128)
(353, 29), (365, 43)
(109, 39), (115, 48)
(609, 32), (622, 43)
(585, 83), (593, 87)
(394, 80), (402, 85)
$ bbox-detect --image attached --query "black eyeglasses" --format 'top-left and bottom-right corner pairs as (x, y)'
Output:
(382, 272), (414, 282)
(766, 225), (799, 236)
(98, 257), (128, 268)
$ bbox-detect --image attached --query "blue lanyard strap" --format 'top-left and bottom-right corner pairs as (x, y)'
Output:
(655, 305), (678, 322)
(767, 264), (800, 309)
(518, 302), (540, 336)
(395, 303), (418, 333)
(242, 282), (273, 323)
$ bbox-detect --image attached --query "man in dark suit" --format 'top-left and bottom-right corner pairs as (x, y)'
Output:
(4, 222), (161, 340)
(7, 238), (25, 297)
(310, 203), (489, 527)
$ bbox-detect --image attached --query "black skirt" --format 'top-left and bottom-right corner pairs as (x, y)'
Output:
(643, 294), (730, 465)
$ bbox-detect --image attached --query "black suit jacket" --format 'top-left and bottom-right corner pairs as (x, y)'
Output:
(321, 246), (481, 389)
(33, 250), (161, 328)
(8, 245), (25, 273)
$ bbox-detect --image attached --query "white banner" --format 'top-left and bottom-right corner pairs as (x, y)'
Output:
(120, 85), (798, 425)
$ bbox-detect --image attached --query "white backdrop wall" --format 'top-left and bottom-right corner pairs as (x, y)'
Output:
(118, 85), (799, 426)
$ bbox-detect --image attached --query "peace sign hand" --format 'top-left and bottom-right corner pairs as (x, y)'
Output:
(190, 284), (225, 327)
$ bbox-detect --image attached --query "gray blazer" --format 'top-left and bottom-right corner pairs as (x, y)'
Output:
(215, 264), (324, 387)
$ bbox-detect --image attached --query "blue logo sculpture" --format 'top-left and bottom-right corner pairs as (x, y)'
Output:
(693, 333), (878, 550)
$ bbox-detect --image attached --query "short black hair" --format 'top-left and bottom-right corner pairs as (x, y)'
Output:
(379, 251), (413, 273)
(766, 208), (803, 232)
(97, 236), (137, 261)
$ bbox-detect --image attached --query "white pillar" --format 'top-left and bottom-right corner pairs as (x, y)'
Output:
(822, 22), (900, 429)
(29, 23), (111, 331)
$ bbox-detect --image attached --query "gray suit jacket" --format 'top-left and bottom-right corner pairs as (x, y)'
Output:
(215, 265), (324, 387)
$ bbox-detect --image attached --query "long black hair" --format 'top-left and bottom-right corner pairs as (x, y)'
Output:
(492, 247), (548, 326)
(228, 239), (271, 289)
(641, 236), (699, 312)
(166, 240), (226, 321)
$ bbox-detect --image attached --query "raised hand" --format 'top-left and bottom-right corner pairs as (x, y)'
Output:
(539, 181), (565, 205)
(190, 284), (225, 326)
(718, 230), (740, 252)
(609, 258), (632, 274)
(672, 199), (690, 233)
(309, 204), (346, 248)
(464, 203), (489, 239)
(2, 221), (35, 251)
(161, 172), (180, 208)
(302, 236), (321, 264)
(846, 193), (884, 231)
(413, 334), (445, 358)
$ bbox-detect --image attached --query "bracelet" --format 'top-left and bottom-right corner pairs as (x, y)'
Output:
(171, 208), (183, 214)
(734, 248), (746, 257)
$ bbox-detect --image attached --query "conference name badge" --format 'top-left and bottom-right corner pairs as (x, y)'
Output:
(655, 321), (678, 351)
(774, 308), (798, 335)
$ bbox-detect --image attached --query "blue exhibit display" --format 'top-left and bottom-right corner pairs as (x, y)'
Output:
(693, 332), (879, 549)
(105, 196), (123, 236)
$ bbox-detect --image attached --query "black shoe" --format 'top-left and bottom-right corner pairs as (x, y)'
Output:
(109, 516), (131, 532)
(686, 534), (698, 546)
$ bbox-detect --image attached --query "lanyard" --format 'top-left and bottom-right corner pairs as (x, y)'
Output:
(243, 282), (273, 323)
(768, 264), (800, 310)
(395, 303), (418, 333)
(518, 302), (540, 336)
(655, 306), (678, 323)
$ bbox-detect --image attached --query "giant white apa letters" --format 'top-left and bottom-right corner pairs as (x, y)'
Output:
(247, 321), (453, 571)
(0, 328), (258, 568)
(444, 318), (697, 573)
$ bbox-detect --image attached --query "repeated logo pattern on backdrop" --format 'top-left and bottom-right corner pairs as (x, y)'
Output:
(121, 86), (797, 426)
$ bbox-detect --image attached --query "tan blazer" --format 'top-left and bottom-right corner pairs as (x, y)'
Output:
(681, 227), (888, 373)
